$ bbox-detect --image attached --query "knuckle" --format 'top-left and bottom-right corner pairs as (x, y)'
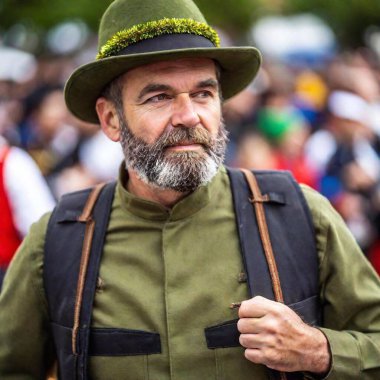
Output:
(238, 300), (250, 317)
(277, 303), (294, 317)
(237, 318), (245, 333)
(266, 334), (279, 348)
(270, 304), (283, 317)
(239, 333), (253, 348)
(244, 348), (258, 363)
(244, 348), (252, 360)
(239, 334), (247, 347)
(265, 318), (280, 334)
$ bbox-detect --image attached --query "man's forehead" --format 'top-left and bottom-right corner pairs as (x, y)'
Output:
(122, 57), (218, 84)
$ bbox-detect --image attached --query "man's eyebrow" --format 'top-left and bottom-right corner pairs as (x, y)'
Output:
(137, 83), (171, 101)
(136, 78), (219, 101)
(196, 78), (219, 90)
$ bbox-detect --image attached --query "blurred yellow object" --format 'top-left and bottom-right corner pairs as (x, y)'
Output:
(295, 70), (328, 110)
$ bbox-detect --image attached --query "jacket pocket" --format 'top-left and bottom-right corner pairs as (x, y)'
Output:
(50, 322), (161, 356)
(205, 320), (270, 380)
(205, 319), (240, 349)
(89, 327), (161, 356)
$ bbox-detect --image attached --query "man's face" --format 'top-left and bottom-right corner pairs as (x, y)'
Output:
(114, 58), (227, 192)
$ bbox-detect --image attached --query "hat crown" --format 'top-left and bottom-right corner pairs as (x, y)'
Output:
(98, 0), (207, 50)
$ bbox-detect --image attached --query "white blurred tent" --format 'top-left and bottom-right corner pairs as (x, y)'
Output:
(46, 20), (89, 55)
(251, 14), (336, 66)
(0, 47), (37, 83)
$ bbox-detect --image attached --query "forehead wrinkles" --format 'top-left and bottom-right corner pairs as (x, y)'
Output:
(123, 59), (217, 90)
(147, 61), (215, 75)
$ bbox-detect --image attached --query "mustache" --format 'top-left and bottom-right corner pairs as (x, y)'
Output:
(157, 127), (212, 149)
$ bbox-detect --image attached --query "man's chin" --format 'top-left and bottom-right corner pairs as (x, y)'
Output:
(163, 149), (206, 160)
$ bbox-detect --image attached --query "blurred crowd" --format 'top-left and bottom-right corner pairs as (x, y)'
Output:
(224, 50), (380, 273)
(1, 41), (380, 284)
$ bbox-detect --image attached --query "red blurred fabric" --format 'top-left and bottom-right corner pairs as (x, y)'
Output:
(0, 147), (21, 267)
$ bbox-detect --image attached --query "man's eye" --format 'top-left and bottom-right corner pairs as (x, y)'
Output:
(194, 91), (212, 99)
(147, 94), (170, 103)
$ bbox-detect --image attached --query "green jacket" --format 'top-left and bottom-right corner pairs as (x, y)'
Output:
(0, 167), (380, 379)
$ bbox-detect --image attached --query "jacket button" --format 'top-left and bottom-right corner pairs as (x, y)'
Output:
(238, 271), (247, 283)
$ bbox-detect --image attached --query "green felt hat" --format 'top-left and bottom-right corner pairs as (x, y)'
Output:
(64, 0), (262, 123)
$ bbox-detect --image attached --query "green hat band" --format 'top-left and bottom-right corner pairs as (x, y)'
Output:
(97, 18), (220, 60)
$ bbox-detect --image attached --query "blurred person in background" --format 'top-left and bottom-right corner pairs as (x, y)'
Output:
(222, 85), (259, 165)
(306, 89), (380, 251)
(0, 48), (56, 289)
(19, 85), (123, 198)
(0, 122), (55, 290)
(20, 85), (82, 185)
(0, 47), (36, 146)
(222, 66), (269, 165)
(293, 69), (328, 130)
(256, 98), (318, 188)
(235, 87), (319, 189)
(53, 124), (124, 198)
(234, 132), (277, 171)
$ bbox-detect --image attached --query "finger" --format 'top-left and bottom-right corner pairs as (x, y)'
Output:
(237, 317), (262, 334)
(244, 348), (265, 365)
(239, 296), (281, 318)
(239, 333), (266, 349)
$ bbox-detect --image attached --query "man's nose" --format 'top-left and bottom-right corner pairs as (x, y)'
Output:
(171, 94), (200, 128)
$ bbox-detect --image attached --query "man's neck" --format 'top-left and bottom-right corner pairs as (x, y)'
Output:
(126, 168), (190, 209)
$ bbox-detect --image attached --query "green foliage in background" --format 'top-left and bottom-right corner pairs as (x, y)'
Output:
(0, 0), (113, 31)
(1, 0), (380, 48)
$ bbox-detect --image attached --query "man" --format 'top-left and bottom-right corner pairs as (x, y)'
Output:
(0, 133), (55, 289)
(306, 90), (380, 249)
(0, 0), (380, 379)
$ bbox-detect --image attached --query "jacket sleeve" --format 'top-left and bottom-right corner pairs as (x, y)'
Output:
(0, 212), (55, 379)
(302, 185), (380, 379)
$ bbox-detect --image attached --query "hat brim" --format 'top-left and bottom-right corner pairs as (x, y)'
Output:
(65, 46), (261, 123)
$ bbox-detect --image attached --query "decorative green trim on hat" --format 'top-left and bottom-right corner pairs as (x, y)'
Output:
(96, 18), (220, 59)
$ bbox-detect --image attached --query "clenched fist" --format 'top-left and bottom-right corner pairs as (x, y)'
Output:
(237, 296), (331, 375)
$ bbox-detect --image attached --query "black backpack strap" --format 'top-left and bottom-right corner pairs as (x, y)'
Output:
(227, 168), (319, 310)
(241, 168), (288, 380)
(44, 181), (116, 380)
(241, 168), (284, 304)
(228, 168), (276, 300)
(227, 168), (320, 380)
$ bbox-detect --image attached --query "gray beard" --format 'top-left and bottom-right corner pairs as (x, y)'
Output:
(119, 117), (228, 192)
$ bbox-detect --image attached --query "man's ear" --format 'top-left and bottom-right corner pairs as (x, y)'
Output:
(96, 97), (121, 142)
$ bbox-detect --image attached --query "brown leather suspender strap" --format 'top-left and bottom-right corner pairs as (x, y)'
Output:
(241, 169), (287, 380)
(72, 183), (107, 355)
(241, 169), (284, 303)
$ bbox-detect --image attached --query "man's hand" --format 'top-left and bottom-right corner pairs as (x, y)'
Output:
(237, 296), (331, 375)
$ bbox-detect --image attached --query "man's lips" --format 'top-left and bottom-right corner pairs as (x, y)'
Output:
(165, 141), (205, 151)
